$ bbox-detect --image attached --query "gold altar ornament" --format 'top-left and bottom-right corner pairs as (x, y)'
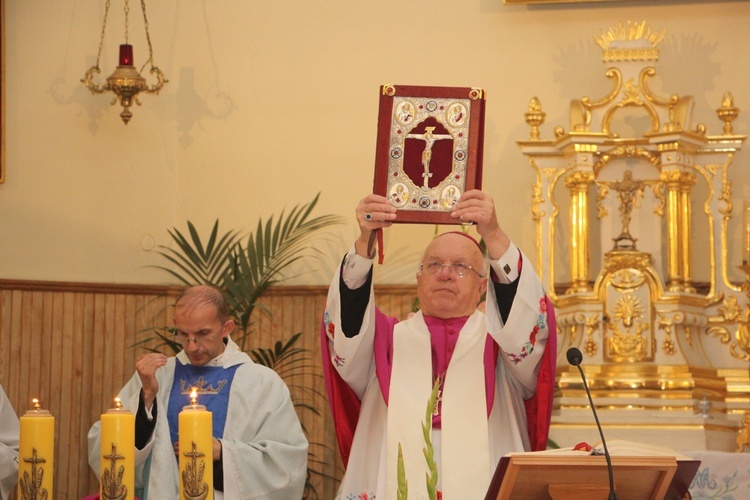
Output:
(717, 92), (740, 136)
(100, 397), (135, 500)
(179, 388), (213, 500)
(18, 399), (54, 500)
(81, 0), (167, 124)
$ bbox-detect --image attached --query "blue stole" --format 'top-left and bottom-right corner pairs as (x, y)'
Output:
(167, 360), (241, 445)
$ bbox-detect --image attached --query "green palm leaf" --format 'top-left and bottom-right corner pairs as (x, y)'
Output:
(151, 220), (241, 287)
(224, 193), (344, 349)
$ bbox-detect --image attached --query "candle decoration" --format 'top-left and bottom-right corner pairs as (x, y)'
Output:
(744, 200), (750, 265)
(100, 397), (135, 500)
(18, 398), (54, 500)
(179, 388), (213, 500)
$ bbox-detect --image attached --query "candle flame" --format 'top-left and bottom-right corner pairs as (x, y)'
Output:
(32, 398), (40, 410)
(190, 388), (198, 405)
(114, 397), (122, 409)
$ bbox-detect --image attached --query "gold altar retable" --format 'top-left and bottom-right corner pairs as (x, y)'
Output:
(517, 21), (750, 451)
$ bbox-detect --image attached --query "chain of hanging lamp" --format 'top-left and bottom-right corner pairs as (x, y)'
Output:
(82, 0), (167, 124)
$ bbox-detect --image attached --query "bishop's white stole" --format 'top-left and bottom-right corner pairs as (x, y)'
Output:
(387, 311), (491, 499)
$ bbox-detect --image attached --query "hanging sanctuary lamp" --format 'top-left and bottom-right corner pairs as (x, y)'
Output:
(81, 0), (167, 124)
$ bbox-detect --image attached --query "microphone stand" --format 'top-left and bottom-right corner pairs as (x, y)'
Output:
(568, 347), (617, 500)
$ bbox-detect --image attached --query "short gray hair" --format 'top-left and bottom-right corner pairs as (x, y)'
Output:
(174, 285), (230, 323)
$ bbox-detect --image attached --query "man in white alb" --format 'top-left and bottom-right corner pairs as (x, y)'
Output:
(89, 285), (308, 499)
(321, 190), (556, 499)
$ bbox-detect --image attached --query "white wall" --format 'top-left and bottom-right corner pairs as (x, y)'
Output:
(2, 0), (749, 285)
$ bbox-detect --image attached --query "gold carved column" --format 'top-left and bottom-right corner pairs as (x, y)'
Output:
(679, 171), (697, 291)
(661, 166), (697, 292)
(565, 170), (595, 293)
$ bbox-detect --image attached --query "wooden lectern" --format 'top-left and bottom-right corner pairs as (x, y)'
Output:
(484, 453), (700, 500)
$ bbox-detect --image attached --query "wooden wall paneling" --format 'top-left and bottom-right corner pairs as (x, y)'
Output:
(123, 294), (137, 376)
(40, 291), (54, 432)
(11, 292), (22, 405)
(59, 292), (75, 495)
(62, 291), (75, 494)
(72, 292), (89, 497)
(112, 291), (124, 377)
(47, 292), (62, 414)
(102, 294), (116, 405)
(89, 290), (108, 492)
(8, 291), (22, 409)
(0, 291), (7, 394)
(296, 291), (325, 497)
(26, 292), (41, 406)
(81, 291), (99, 495)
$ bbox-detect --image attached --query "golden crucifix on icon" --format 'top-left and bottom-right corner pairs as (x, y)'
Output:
(406, 126), (452, 188)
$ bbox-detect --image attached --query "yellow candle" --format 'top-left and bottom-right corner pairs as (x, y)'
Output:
(100, 397), (135, 500)
(18, 399), (54, 500)
(744, 200), (750, 265)
(178, 389), (213, 500)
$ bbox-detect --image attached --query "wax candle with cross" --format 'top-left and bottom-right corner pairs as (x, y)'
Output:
(100, 397), (135, 499)
(179, 388), (213, 499)
(18, 398), (55, 500)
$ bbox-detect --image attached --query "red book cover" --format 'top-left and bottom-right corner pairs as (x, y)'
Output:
(373, 84), (486, 224)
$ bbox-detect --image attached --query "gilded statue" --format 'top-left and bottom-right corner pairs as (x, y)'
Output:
(612, 170), (646, 250)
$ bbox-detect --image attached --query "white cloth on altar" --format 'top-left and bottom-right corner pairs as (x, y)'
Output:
(684, 450), (750, 499)
(324, 245), (549, 500)
(88, 338), (308, 500)
(0, 385), (19, 500)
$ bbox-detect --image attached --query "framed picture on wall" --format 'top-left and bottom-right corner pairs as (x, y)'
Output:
(373, 84), (486, 225)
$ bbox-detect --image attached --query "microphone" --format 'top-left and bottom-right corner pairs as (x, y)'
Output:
(567, 347), (617, 500)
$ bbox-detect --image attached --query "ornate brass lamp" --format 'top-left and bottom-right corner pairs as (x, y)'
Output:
(81, 0), (167, 124)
